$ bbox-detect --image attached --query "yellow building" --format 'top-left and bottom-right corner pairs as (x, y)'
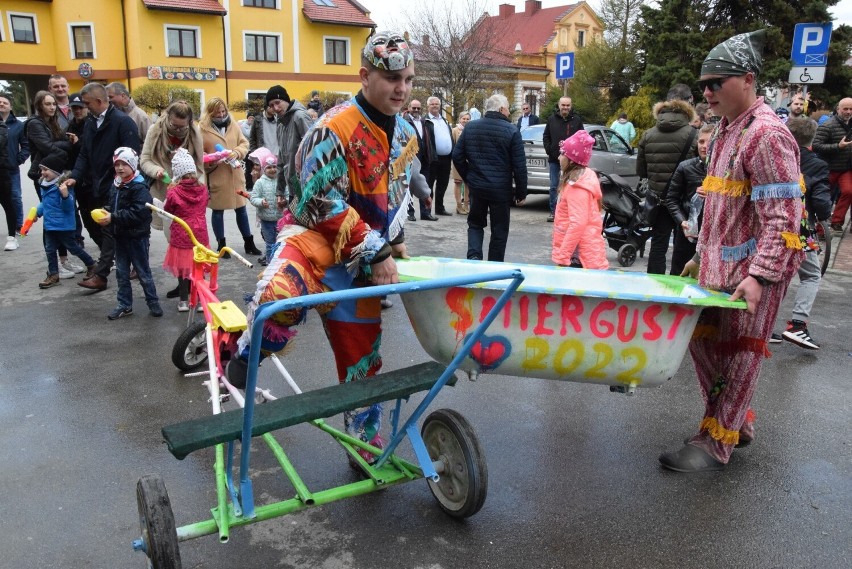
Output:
(0, 0), (375, 108)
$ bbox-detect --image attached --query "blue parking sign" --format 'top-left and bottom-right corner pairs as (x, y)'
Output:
(791, 23), (832, 66)
(556, 52), (574, 80)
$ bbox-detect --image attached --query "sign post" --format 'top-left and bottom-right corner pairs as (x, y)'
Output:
(555, 52), (574, 95)
(789, 22), (832, 102)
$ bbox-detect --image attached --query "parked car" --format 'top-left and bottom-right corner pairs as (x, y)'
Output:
(520, 124), (639, 193)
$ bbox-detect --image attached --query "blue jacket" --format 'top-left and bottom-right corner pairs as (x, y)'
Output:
(108, 174), (152, 239)
(70, 105), (140, 200)
(37, 177), (77, 231)
(3, 111), (29, 170)
(452, 110), (527, 202)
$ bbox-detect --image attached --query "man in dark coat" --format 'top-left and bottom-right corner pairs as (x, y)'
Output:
(404, 99), (435, 221)
(516, 102), (540, 130)
(812, 97), (852, 231)
(636, 95), (696, 274)
(64, 82), (140, 291)
(452, 94), (527, 262)
(542, 97), (583, 221)
(0, 92), (28, 235)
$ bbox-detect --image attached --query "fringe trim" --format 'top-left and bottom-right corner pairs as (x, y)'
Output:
(781, 231), (803, 250)
(391, 137), (418, 180)
(332, 208), (359, 264)
(703, 175), (751, 197)
(740, 336), (771, 357)
(750, 182), (804, 200)
(387, 191), (411, 242)
(345, 230), (384, 274)
(344, 335), (383, 383)
(691, 323), (720, 340)
(264, 323), (298, 344)
(720, 238), (757, 262)
(745, 409), (756, 424)
(297, 155), (348, 217)
(700, 417), (740, 446)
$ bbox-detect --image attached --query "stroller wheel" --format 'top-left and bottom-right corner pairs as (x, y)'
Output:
(618, 244), (638, 267)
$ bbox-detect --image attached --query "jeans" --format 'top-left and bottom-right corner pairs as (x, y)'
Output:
(115, 236), (159, 309)
(0, 172), (14, 236)
(647, 203), (675, 275)
(792, 249), (821, 321)
(211, 206), (252, 242)
(548, 161), (560, 215)
(259, 219), (278, 261)
(10, 171), (22, 230)
(34, 180), (68, 258)
(44, 230), (94, 275)
(466, 193), (511, 262)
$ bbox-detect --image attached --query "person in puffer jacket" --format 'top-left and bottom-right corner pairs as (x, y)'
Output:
(551, 130), (608, 269)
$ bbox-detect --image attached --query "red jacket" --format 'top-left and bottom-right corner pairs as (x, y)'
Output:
(164, 178), (209, 250)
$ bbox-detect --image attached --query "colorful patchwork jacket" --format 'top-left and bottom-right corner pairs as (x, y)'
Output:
(697, 97), (803, 292)
(292, 96), (418, 274)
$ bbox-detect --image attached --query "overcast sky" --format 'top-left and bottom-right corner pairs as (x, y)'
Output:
(358, 0), (852, 31)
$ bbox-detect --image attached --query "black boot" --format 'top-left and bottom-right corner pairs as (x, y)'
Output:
(217, 238), (231, 259)
(244, 236), (262, 256)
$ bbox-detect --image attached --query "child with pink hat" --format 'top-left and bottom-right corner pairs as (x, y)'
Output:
(551, 130), (608, 270)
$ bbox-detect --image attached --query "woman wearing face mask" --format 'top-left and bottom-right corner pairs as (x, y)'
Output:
(199, 97), (261, 257)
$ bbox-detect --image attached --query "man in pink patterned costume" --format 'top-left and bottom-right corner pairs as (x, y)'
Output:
(661, 30), (804, 472)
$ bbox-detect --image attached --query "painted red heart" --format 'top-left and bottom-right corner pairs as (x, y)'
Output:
(468, 334), (511, 371)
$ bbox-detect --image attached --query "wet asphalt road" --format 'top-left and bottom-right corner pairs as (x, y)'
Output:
(1, 177), (850, 569)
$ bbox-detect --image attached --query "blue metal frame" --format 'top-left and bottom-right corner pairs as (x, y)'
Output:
(237, 269), (525, 518)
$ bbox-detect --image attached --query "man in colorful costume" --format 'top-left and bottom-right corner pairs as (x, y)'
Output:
(227, 31), (419, 461)
(662, 30), (804, 472)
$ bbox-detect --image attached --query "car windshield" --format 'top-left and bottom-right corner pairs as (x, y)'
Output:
(521, 125), (544, 142)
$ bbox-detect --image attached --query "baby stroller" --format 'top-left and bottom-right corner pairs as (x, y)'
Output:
(598, 171), (652, 267)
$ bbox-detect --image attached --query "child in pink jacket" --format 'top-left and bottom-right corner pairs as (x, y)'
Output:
(551, 130), (608, 269)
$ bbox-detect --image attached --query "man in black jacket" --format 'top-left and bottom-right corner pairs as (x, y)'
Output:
(542, 97), (583, 221)
(64, 83), (140, 291)
(516, 102), (540, 130)
(768, 116), (833, 350)
(452, 94), (527, 262)
(425, 96), (455, 217)
(813, 97), (852, 231)
(404, 99), (434, 221)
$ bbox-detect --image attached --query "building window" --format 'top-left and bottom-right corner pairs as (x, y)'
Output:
(9, 13), (37, 43)
(70, 24), (95, 59)
(166, 26), (199, 58)
(324, 37), (348, 65)
(245, 33), (280, 62)
(313, 0), (337, 6)
(577, 30), (586, 48)
(243, 0), (277, 7)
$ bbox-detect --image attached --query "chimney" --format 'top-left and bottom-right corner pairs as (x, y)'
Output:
(525, 0), (541, 16)
(422, 34), (430, 48)
(499, 3), (515, 19)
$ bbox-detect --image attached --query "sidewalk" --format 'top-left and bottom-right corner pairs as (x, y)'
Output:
(827, 222), (852, 273)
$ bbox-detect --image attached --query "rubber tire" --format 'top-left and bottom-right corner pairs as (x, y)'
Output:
(171, 321), (207, 371)
(618, 243), (637, 267)
(422, 408), (488, 519)
(819, 220), (832, 276)
(137, 475), (182, 569)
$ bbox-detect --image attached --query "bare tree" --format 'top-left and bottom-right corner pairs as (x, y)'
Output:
(598, 0), (645, 49)
(392, 0), (506, 121)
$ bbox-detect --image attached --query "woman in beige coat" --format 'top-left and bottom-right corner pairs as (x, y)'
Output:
(199, 97), (261, 256)
(139, 100), (204, 231)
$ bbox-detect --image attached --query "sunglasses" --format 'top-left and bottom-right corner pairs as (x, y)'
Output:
(410, 107), (421, 111)
(697, 76), (736, 93)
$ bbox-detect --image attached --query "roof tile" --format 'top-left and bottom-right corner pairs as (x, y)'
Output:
(142, 0), (227, 16)
(477, 3), (579, 66)
(302, 0), (375, 28)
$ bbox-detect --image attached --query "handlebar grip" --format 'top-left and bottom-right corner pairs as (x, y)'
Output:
(224, 248), (254, 268)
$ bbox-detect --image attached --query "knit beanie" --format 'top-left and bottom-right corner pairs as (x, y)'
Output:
(113, 147), (139, 172)
(39, 153), (66, 175)
(249, 147), (277, 167)
(265, 84), (290, 106)
(559, 130), (594, 167)
(171, 147), (197, 179)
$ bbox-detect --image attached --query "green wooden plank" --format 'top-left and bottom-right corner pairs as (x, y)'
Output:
(163, 361), (453, 460)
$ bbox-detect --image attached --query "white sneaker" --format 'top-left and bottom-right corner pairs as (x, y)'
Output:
(58, 265), (75, 279)
(4, 236), (18, 251)
(62, 260), (85, 274)
(177, 301), (190, 312)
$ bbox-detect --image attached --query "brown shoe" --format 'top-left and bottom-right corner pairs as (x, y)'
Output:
(39, 272), (60, 289)
(84, 264), (97, 279)
(78, 274), (108, 291)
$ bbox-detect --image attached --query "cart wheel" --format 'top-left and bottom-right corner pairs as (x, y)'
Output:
(819, 220), (832, 276)
(171, 321), (207, 371)
(137, 475), (182, 569)
(618, 244), (637, 267)
(421, 409), (487, 519)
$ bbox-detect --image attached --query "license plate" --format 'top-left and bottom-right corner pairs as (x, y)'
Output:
(526, 158), (546, 168)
